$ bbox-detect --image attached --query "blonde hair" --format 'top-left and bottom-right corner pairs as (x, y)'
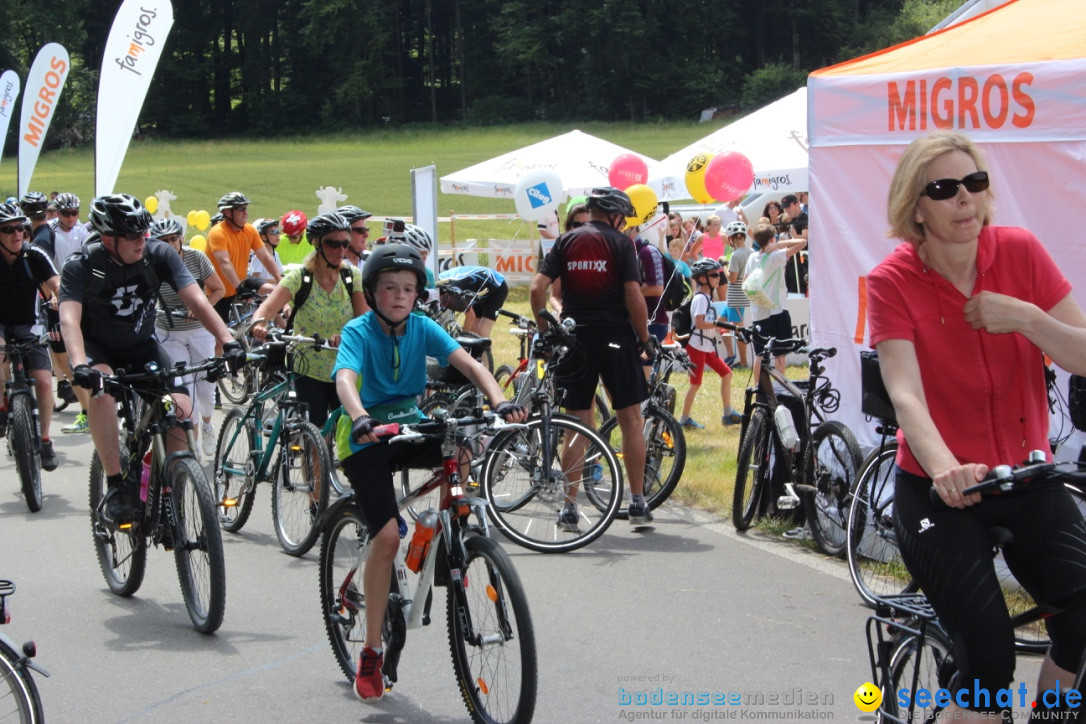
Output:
(887, 131), (993, 244)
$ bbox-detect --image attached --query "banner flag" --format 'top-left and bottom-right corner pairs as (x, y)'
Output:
(95, 0), (174, 197)
(17, 44), (70, 197)
(0, 70), (20, 175)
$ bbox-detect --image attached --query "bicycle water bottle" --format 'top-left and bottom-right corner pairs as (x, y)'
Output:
(773, 404), (800, 451)
(405, 510), (438, 573)
(139, 451), (152, 503)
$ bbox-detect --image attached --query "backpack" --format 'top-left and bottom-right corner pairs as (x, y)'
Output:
(286, 266), (356, 331)
(638, 240), (690, 314)
(671, 292), (709, 348)
(742, 252), (781, 308)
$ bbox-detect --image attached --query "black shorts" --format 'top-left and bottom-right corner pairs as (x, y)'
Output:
(553, 323), (647, 411)
(0, 324), (50, 373)
(341, 437), (444, 533)
(471, 281), (509, 321)
(751, 311), (793, 356)
(84, 337), (188, 396)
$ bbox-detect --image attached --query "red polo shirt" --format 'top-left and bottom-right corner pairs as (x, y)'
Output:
(867, 226), (1071, 476)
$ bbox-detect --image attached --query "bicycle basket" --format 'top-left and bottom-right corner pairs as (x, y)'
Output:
(860, 350), (898, 426)
(1071, 374), (1086, 432)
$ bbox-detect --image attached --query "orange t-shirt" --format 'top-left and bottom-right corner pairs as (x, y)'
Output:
(207, 222), (263, 297)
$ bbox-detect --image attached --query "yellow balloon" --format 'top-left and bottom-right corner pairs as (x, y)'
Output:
(144, 196), (158, 214)
(186, 210), (198, 226)
(624, 184), (658, 227)
(196, 210), (211, 231)
(189, 234), (207, 252)
(685, 152), (715, 204)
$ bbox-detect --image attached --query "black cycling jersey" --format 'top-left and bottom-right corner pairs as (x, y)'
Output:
(0, 244), (58, 326)
(31, 223), (56, 261)
(59, 239), (195, 348)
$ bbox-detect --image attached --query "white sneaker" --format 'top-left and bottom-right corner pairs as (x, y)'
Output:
(201, 423), (216, 458)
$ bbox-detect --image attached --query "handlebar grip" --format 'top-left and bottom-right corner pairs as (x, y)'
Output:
(373, 423), (400, 438)
(715, 320), (740, 332)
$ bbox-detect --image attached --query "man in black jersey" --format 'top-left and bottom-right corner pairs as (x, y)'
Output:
(0, 202), (60, 470)
(59, 194), (244, 525)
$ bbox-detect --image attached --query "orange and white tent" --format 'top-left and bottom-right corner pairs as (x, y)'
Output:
(807, 0), (1086, 445)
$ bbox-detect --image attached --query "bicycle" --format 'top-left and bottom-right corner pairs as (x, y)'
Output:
(216, 285), (268, 405)
(420, 286), (494, 373)
(480, 310), (624, 553)
(318, 410), (537, 722)
(866, 453), (1086, 723)
(88, 356), (229, 633)
(0, 579), (49, 724)
(212, 331), (336, 556)
(1, 336), (49, 513)
(718, 321), (863, 555)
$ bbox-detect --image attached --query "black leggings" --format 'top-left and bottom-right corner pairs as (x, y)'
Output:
(292, 375), (338, 428)
(894, 469), (1086, 711)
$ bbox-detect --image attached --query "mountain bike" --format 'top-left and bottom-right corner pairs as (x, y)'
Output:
(319, 410), (537, 723)
(719, 321), (862, 555)
(213, 332), (335, 556)
(1, 337), (49, 513)
(0, 579), (49, 723)
(88, 357), (229, 633)
(216, 285), (267, 405)
(420, 287), (494, 373)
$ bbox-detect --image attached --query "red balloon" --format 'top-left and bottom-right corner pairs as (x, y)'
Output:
(608, 153), (649, 190)
(703, 151), (754, 202)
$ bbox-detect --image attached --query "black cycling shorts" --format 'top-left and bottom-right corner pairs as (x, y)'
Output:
(0, 324), (50, 373)
(84, 337), (188, 396)
(553, 323), (647, 411)
(471, 281), (509, 321)
(341, 436), (444, 534)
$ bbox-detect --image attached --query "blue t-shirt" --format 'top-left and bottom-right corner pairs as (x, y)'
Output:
(332, 311), (460, 455)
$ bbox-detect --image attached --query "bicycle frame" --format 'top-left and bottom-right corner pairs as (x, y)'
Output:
(2, 340), (44, 450)
(219, 373), (303, 488)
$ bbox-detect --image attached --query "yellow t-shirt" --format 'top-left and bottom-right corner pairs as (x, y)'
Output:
(207, 223), (263, 297)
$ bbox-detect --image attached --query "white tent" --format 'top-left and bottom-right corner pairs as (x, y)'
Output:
(807, 0), (1086, 448)
(651, 88), (809, 202)
(439, 129), (659, 199)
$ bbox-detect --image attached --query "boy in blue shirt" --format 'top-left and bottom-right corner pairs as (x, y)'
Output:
(332, 243), (525, 701)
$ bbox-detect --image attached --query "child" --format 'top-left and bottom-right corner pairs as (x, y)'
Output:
(332, 244), (526, 701)
(677, 258), (742, 429)
(719, 220), (751, 368)
(744, 223), (807, 381)
(666, 237), (692, 279)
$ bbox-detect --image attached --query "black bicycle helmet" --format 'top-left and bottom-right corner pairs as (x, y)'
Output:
(0, 202), (28, 226)
(362, 243), (427, 305)
(306, 212), (350, 245)
(254, 217), (279, 234)
(19, 191), (49, 218)
(585, 187), (635, 218)
(150, 217), (185, 240)
(690, 258), (723, 278)
(88, 194), (153, 236)
(335, 205), (372, 224)
(55, 192), (80, 211)
(217, 191), (251, 211)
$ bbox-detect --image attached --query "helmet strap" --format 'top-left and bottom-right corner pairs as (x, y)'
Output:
(317, 244), (338, 270)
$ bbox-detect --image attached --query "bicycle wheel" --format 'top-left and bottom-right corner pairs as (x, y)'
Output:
(803, 421), (863, 557)
(481, 415), (623, 553)
(319, 503), (371, 682)
(494, 364), (515, 399)
(886, 625), (956, 722)
(217, 363), (257, 406)
(733, 408), (773, 531)
(213, 407), (258, 533)
(170, 455), (227, 634)
(0, 637), (44, 724)
(88, 450), (147, 597)
(597, 406), (686, 518)
(10, 395), (42, 514)
(272, 420), (330, 556)
(846, 443), (918, 608)
(448, 535), (537, 724)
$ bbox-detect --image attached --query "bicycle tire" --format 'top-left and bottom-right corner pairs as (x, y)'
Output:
(597, 405), (686, 518)
(803, 421), (863, 557)
(481, 415), (623, 553)
(447, 535), (538, 724)
(88, 450), (148, 597)
(733, 408), (773, 531)
(494, 365), (515, 399)
(0, 637), (44, 724)
(846, 443), (918, 608)
(217, 364), (257, 406)
(886, 625), (956, 722)
(272, 420), (330, 556)
(318, 503), (371, 682)
(170, 455), (227, 634)
(10, 395), (42, 514)
(213, 407), (258, 533)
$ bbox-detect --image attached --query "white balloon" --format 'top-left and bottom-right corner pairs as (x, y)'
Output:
(513, 169), (564, 223)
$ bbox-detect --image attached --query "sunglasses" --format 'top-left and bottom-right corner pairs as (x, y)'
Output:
(322, 240), (350, 249)
(351, 226), (370, 234)
(569, 221), (585, 229)
(707, 272), (721, 278)
(922, 171), (989, 201)
(0, 225), (23, 235)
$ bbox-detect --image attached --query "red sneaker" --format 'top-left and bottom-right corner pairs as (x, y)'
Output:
(354, 646), (385, 700)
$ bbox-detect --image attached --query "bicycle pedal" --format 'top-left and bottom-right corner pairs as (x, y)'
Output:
(776, 495), (801, 510)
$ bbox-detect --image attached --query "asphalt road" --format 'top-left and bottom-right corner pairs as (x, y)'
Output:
(0, 405), (1042, 722)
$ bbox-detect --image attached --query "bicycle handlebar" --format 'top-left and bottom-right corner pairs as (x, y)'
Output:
(714, 320), (837, 363)
(99, 356), (230, 395)
(371, 410), (527, 444)
(928, 450), (1086, 507)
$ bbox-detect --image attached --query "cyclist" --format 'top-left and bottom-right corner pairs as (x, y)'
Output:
(152, 218), (226, 458)
(332, 243), (526, 700)
(400, 223), (436, 288)
(206, 192), (282, 323)
(335, 205), (373, 267)
(59, 194), (244, 526)
(869, 131), (1086, 720)
(20, 192), (55, 259)
(277, 209), (310, 268)
(248, 217), (283, 286)
(528, 186), (657, 524)
(47, 192), (89, 425)
(435, 264), (508, 338)
(250, 212), (367, 428)
(0, 202), (60, 470)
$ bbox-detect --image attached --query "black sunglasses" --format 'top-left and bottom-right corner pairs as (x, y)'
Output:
(707, 272), (721, 278)
(322, 240), (350, 249)
(0, 225), (23, 235)
(923, 171), (989, 201)
(351, 226), (370, 234)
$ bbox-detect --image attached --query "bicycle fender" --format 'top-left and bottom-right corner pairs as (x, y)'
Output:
(0, 630), (50, 677)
